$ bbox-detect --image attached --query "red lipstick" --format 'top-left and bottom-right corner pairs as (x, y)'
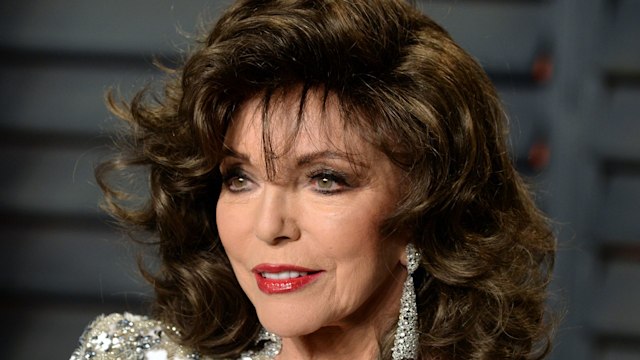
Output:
(252, 264), (323, 294)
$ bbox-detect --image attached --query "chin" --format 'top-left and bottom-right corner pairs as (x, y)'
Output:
(254, 302), (325, 338)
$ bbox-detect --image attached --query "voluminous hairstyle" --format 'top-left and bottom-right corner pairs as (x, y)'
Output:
(98, 0), (555, 359)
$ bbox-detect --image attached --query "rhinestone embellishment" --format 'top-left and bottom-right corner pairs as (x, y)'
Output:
(240, 328), (282, 359)
(391, 243), (421, 360)
(69, 313), (201, 360)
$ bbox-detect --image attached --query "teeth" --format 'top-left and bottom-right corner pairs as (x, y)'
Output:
(262, 271), (308, 280)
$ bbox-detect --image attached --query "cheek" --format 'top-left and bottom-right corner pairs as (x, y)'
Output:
(216, 201), (248, 259)
(215, 203), (230, 245)
(216, 202), (257, 292)
(323, 206), (404, 277)
(306, 204), (397, 275)
(306, 200), (385, 247)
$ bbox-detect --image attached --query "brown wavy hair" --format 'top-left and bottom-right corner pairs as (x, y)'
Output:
(97, 0), (555, 358)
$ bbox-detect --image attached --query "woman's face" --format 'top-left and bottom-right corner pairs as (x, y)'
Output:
(216, 90), (408, 338)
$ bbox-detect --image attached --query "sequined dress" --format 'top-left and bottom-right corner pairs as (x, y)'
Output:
(69, 313), (278, 360)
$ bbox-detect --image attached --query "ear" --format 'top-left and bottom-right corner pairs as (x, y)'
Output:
(399, 242), (409, 267)
(395, 228), (412, 267)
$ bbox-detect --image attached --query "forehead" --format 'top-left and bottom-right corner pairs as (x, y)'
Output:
(224, 89), (369, 159)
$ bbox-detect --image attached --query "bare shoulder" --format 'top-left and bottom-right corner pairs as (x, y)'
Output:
(69, 312), (207, 360)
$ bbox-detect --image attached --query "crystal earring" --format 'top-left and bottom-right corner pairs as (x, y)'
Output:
(391, 243), (421, 360)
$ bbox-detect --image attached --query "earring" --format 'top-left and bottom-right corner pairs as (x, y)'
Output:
(391, 243), (421, 360)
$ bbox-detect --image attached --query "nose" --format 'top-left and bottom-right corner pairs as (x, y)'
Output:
(254, 185), (301, 244)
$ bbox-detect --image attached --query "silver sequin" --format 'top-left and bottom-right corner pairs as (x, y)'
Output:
(69, 313), (203, 360)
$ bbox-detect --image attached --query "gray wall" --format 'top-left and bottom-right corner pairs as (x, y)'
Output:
(0, 0), (638, 359)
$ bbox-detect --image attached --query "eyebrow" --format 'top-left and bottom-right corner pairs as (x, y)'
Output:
(221, 146), (249, 162)
(295, 150), (368, 168)
(220, 146), (368, 168)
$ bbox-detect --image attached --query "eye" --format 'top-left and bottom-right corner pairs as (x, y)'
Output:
(316, 176), (337, 190)
(221, 168), (253, 193)
(229, 176), (248, 190)
(309, 170), (350, 194)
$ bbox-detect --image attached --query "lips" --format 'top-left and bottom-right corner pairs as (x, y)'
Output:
(252, 264), (323, 294)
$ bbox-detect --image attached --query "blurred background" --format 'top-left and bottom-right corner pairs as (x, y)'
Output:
(0, 0), (638, 359)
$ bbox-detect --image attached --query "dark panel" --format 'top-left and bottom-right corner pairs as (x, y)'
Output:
(0, 224), (152, 296)
(0, 145), (107, 214)
(603, 0), (640, 77)
(600, 342), (640, 360)
(0, 299), (148, 360)
(0, 0), (232, 54)
(597, 173), (640, 244)
(603, 349), (640, 360)
(0, 61), (159, 135)
(597, 86), (640, 161)
(593, 261), (640, 336)
(499, 87), (549, 162)
(419, 1), (551, 74)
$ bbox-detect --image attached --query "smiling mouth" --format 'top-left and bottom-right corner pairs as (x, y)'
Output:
(252, 265), (323, 294)
(260, 271), (310, 280)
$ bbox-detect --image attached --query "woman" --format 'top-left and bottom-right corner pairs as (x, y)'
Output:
(71, 0), (555, 359)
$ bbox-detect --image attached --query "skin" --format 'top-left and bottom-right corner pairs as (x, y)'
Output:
(216, 89), (409, 360)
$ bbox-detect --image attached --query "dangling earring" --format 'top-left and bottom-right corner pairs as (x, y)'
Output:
(392, 243), (421, 360)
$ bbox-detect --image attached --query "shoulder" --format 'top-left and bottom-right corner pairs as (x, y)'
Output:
(69, 312), (209, 360)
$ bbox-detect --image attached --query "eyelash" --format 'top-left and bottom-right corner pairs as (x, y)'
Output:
(220, 167), (252, 193)
(219, 166), (352, 195)
(306, 169), (351, 195)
